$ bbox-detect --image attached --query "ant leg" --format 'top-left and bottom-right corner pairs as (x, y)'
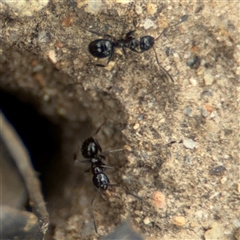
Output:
(96, 49), (115, 67)
(90, 191), (99, 233)
(80, 26), (102, 36)
(152, 47), (174, 82)
(95, 187), (108, 201)
(80, 26), (115, 41)
(74, 152), (91, 163)
(128, 47), (141, 54)
(109, 184), (143, 201)
(90, 187), (110, 233)
(126, 29), (136, 38)
(74, 158), (90, 164)
(100, 164), (114, 170)
(128, 45), (173, 84)
(101, 148), (123, 155)
(122, 47), (127, 57)
(83, 168), (91, 173)
(91, 122), (106, 152)
(93, 122), (105, 136)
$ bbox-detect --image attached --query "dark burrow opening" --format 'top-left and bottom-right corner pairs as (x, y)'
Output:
(0, 45), (131, 239)
(0, 86), (129, 239)
(0, 88), (98, 236)
(0, 89), (82, 200)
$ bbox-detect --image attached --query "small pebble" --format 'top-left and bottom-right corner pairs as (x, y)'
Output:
(209, 165), (226, 176)
(32, 65), (44, 72)
(235, 66), (240, 75)
(135, 5), (142, 15)
(189, 77), (198, 86)
(143, 19), (156, 30)
(165, 47), (173, 57)
(204, 72), (214, 85)
(201, 108), (208, 118)
(43, 94), (50, 101)
(57, 108), (66, 116)
(62, 14), (73, 27)
(133, 123), (139, 130)
(153, 191), (166, 209)
(85, 1), (102, 14)
(104, 61), (115, 71)
(187, 55), (201, 69)
(220, 176), (227, 184)
(209, 111), (216, 119)
(237, 183), (240, 193)
(38, 31), (51, 44)
(204, 222), (224, 240)
(205, 104), (213, 112)
(146, 3), (157, 15)
(143, 217), (151, 225)
(173, 53), (180, 59)
(233, 219), (240, 228)
(184, 106), (192, 116)
(201, 90), (213, 98)
(183, 138), (197, 149)
(48, 50), (57, 64)
(172, 216), (186, 227)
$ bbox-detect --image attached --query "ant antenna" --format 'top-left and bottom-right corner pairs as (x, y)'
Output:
(109, 184), (143, 201)
(152, 14), (188, 82)
(152, 46), (174, 82)
(90, 190), (101, 233)
(155, 14), (188, 41)
(93, 122), (105, 137)
(155, 28), (168, 41)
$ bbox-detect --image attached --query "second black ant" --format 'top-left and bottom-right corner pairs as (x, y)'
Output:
(81, 15), (188, 82)
(74, 124), (142, 233)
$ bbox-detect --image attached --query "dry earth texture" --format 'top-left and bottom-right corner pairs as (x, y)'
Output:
(0, 1), (239, 240)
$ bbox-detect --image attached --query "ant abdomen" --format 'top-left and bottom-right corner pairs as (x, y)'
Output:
(92, 172), (109, 191)
(88, 39), (114, 58)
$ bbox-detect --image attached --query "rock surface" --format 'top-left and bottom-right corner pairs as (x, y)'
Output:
(0, 1), (239, 240)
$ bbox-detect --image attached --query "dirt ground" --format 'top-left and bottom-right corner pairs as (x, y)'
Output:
(0, 1), (239, 240)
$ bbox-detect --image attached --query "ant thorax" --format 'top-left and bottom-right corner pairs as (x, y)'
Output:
(90, 155), (105, 164)
(91, 165), (104, 175)
(129, 38), (139, 49)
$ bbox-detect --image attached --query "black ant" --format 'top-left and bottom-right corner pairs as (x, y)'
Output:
(74, 124), (141, 233)
(82, 15), (188, 82)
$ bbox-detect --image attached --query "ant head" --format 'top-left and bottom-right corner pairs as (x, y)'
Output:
(140, 36), (155, 52)
(81, 137), (102, 158)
